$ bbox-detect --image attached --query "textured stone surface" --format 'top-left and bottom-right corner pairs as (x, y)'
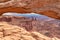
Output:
(0, 0), (10, 3)
(0, 0), (60, 19)
(0, 15), (60, 40)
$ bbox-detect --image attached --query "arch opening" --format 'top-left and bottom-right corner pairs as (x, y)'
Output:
(2, 12), (55, 21)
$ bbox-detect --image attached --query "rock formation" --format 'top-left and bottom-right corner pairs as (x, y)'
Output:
(0, 0), (60, 19)
(0, 15), (60, 40)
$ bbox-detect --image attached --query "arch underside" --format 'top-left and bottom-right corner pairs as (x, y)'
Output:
(0, 7), (60, 19)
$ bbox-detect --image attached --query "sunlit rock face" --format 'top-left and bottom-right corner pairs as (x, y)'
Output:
(0, 13), (59, 40)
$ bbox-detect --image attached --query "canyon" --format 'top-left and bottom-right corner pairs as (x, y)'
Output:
(0, 14), (60, 40)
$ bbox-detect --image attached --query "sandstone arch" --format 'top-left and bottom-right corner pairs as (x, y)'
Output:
(0, 0), (60, 19)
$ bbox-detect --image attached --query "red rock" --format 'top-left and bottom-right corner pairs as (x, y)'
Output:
(0, 0), (60, 19)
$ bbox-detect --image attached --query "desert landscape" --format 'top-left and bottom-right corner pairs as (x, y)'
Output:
(0, 13), (59, 40)
(0, 0), (60, 40)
